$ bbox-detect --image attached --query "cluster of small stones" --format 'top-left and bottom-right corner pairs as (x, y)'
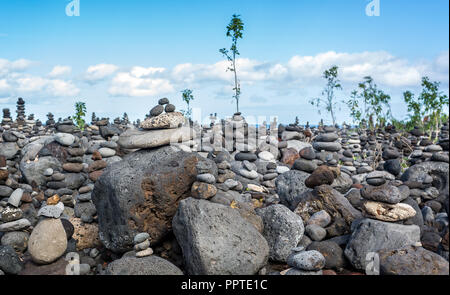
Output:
(0, 96), (449, 275)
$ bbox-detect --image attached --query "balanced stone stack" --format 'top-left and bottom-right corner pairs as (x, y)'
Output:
(134, 232), (153, 258)
(313, 126), (342, 154)
(360, 174), (416, 223)
(0, 186), (32, 275)
(339, 131), (363, 176)
(56, 118), (78, 134)
(45, 113), (56, 130)
(382, 146), (402, 177)
(1, 109), (12, 126)
(87, 151), (107, 182)
(0, 129), (20, 160)
(15, 98), (26, 127)
(438, 123), (449, 151)
(118, 98), (192, 151)
(234, 159), (259, 182)
(293, 147), (317, 173)
(191, 161), (217, 200)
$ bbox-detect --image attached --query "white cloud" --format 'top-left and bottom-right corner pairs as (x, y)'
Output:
(0, 58), (34, 77)
(0, 58), (79, 98)
(48, 65), (72, 77)
(108, 70), (174, 97)
(286, 51), (430, 87)
(130, 66), (166, 78)
(84, 63), (119, 83)
(14, 75), (80, 97)
(0, 79), (11, 96)
(168, 50), (448, 91)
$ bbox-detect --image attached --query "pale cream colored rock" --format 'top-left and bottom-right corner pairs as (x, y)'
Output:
(136, 248), (153, 257)
(117, 126), (194, 149)
(28, 218), (67, 264)
(246, 184), (267, 193)
(362, 201), (416, 222)
(140, 112), (186, 130)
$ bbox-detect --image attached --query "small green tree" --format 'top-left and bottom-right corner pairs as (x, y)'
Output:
(310, 65), (342, 125)
(73, 101), (86, 131)
(403, 90), (424, 130)
(181, 89), (194, 118)
(418, 77), (449, 139)
(345, 90), (363, 127)
(351, 76), (392, 130)
(220, 14), (244, 113)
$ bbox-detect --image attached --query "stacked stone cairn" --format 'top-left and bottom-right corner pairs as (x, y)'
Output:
(134, 232), (153, 258)
(117, 97), (191, 152)
(15, 98), (26, 127)
(1, 109), (12, 126)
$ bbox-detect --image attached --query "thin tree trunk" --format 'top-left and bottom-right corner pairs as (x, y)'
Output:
(435, 111), (440, 142)
(233, 48), (239, 113)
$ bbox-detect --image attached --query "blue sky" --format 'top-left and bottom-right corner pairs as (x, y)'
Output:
(0, 0), (448, 124)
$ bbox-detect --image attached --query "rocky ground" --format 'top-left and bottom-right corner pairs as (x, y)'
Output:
(0, 97), (449, 275)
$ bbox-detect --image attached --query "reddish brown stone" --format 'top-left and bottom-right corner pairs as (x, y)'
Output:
(323, 269), (337, 275)
(41, 141), (69, 163)
(92, 150), (102, 161)
(0, 169), (8, 181)
(35, 191), (45, 202)
(303, 130), (312, 138)
(89, 170), (103, 182)
(19, 256), (68, 275)
(62, 163), (84, 173)
(21, 192), (33, 203)
(0, 155), (6, 167)
(88, 160), (107, 172)
(191, 181), (217, 199)
(352, 183), (364, 189)
(305, 165), (335, 188)
(281, 148), (299, 167)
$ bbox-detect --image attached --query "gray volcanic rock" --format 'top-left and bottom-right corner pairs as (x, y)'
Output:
(105, 255), (183, 275)
(313, 142), (342, 152)
(0, 245), (24, 274)
(378, 246), (449, 275)
(401, 161), (449, 203)
(344, 219), (421, 271)
(0, 142), (20, 160)
(275, 170), (311, 210)
(19, 156), (62, 186)
(91, 145), (209, 252)
(172, 198), (269, 275)
(361, 184), (406, 204)
(256, 204), (304, 262)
